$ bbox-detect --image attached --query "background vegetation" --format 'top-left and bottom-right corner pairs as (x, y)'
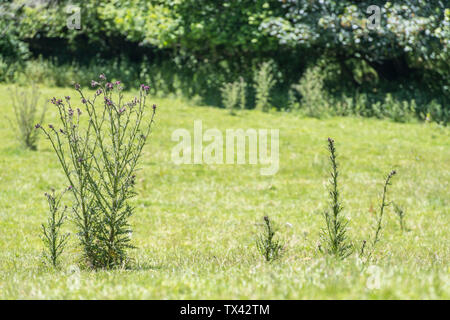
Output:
(0, 0), (448, 123)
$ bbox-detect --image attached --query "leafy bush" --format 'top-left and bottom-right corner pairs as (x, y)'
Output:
(37, 75), (157, 269)
(254, 62), (276, 112)
(291, 65), (330, 118)
(382, 94), (416, 123)
(220, 77), (247, 114)
(9, 84), (47, 150)
(221, 81), (240, 114)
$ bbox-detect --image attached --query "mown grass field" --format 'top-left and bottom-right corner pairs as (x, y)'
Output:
(0, 84), (449, 299)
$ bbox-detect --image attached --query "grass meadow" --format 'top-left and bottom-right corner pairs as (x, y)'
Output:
(0, 85), (448, 299)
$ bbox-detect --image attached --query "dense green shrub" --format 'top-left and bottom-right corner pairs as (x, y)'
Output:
(0, 0), (447, 124)
(254, 61), (276, 112)
(291, 65), (330, 118)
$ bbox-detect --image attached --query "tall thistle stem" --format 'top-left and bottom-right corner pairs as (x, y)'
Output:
(321, 137), (352, 259)
(366, 170), (397, 261)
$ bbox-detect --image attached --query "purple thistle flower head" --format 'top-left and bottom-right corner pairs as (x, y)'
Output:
(50, 97), (57, 105)
(74, 83), (81, 90)
(96, 88), (103, 96)
(99, 73), (106, 80)
(77, 108), (82, 116)
(152, 104), (157, 111)
(65, 96), (71, 102)
(67, 185), (73, 191)
(35, 123), (41, 129)
(115, 81), (121, 85)
(68, 108), (74, 117)
(81, 98), (87, 104)
(91, 80), (99, 88)
(119, 107), (126, 114)
(106, 82), (114, 90)
(104, 97), (113, 106)
(49, 124), (54, 129)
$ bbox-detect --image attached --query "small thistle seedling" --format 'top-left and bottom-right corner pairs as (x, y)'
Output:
(41, 189), (69, 268)
(254, 61), (276, 112)
(320, 138), (352, 259)
(9, 83), (47, 150)
(393, 202), (407, 232)
(256, 216), (284, 262)
(37, 75), (157, 269)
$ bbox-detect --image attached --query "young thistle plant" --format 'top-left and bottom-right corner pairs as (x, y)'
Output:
(366, 169), (397, 260)
(9, 83), (47, 150)
(221, 78), (246, 114)
(393, 202), (406, 232)
(254, 61), (276, 112)
(36, 75), (156, 269)
(320, 138), (352, 259)
(256, 216), (284, 262)
(41, 189), (70, 268)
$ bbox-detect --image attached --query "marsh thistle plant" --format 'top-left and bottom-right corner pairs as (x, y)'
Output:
(320, 138), (352, 259)
(37, 75), (157, 269)
(256, 216), (284, 262)
(366, 170), (397, 260)
(9, 83), (47, 150)
(41, 189), (69, 268)
(393, 202), (407, 232)
(254, 62), (276, 112)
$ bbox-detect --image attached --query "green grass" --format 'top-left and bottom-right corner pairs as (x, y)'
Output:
(0, 84), (449, 299)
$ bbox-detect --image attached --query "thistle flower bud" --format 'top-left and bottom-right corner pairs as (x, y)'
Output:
(140, 84), (150, 93)
(99, 73), (106, 80)
(35, 123), (41, 129)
